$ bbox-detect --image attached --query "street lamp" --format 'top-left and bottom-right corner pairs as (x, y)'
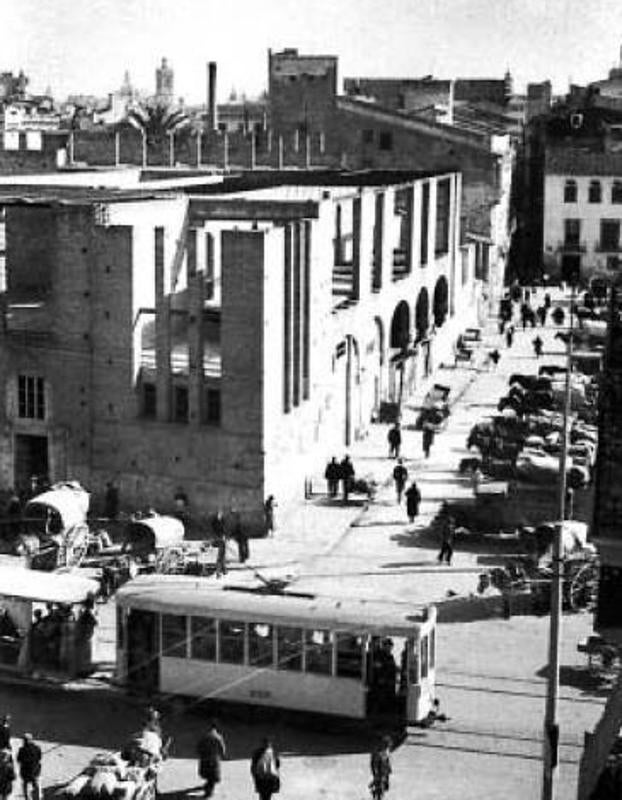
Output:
(541, 283), (575, 800)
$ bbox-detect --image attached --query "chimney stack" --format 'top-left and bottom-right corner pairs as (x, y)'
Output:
(207, 61), (218, 131)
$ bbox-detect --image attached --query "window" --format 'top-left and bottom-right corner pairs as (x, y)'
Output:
(142, 383), (156, 419)
(336, 633), (364, 679)
(420, 182), (429, 265)
(362, 129), (374, 144)
(18, 376), (45, 420)
(248, 622), (273, 667)
(563, 218), (581, 246)
(305, 629), (332, 675)
(607, 255), (620, 270)
(563, 179), (577, 203)
(612, 181), (622, 204)
(589, 180), (602, 203)
(162, 614), (187, 658)
(204, 388), (221, 425)
(277, 626), (302, 671)
(435, 178), (451, 255)
(190, 617), (217, 661)
(219, 620), (245, 664)
(378, 131), (393, 151)
(173, 386), (188, 423)
(600, 219), (620, 251)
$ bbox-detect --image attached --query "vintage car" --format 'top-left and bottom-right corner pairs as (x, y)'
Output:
(515, 447), (590, 488)
(122, 513), (185, 571)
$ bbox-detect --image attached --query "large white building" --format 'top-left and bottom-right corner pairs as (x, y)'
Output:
(543, 148), (622, 283)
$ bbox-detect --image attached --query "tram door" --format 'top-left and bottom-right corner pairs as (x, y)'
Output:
(127, 610), (159, 693)
(405, 631), (435, 723)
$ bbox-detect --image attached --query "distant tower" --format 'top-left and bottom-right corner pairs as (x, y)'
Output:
(155, 57), (174, 106)
(503, 68), (513, 104)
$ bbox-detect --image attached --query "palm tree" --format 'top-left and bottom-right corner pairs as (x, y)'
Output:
(123, 101), (191, 143)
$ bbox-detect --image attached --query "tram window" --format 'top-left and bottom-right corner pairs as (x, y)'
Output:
(277, 626), (302, 671)
(420, 635), (429, 679)
(162, 614), (187, 658)
(190, 617), (217, 661)
(336, 633), (364, 679)
(429, 629), (435, 670)
(305, 629), (332, 675)
(219, 620), (245, 664)
(248, 623), (274, 667)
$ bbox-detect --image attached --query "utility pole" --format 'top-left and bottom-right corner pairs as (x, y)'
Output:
(542, 284), (575, 800)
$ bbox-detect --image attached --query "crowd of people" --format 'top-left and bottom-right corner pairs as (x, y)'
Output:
(323, 455), (356, 501)
(30, 598), (98, 676)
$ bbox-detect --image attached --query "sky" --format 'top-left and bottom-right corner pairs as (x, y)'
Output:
(4, 0), (622, 103)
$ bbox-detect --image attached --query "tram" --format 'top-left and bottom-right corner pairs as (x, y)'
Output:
(115, 576), (437, 724)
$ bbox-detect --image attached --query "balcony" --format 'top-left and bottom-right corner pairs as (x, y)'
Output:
(557, 240), (586, 253)
(595, 240), (622, 253)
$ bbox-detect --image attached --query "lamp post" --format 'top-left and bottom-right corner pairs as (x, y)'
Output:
(541, 283), (575, 800)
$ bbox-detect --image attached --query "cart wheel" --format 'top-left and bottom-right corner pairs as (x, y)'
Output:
(568, 563), (599, 611)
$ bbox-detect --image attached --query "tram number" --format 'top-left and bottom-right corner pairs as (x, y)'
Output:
(249, 689), (272, 699)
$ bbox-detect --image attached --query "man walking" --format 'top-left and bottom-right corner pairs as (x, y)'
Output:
(405, 481), (421, 523)
(422, 424), (435, 459)
(211, 511), (228, 578)
(17, 734), (41, 800)
(392, 459), (408, 504)
(197, 720), (226, 798)
(324, 457), (340, 498)
(230, 508), (249, 564)
(250, 738), (281, 800)
(437, 510), (456, 565)
(505, 324), (514, 348)
(340, 455), (355, 502)
(387, 423), (401, 459)
(532, 335), (543, 358)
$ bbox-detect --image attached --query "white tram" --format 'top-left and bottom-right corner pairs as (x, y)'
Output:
(115, 576), (437, 724)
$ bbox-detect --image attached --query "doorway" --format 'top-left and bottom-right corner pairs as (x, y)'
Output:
(127, 610), (159, 693)
(14, 434), (49, 492)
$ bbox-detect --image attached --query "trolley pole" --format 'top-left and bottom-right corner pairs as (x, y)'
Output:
(541, 284), (575, 800)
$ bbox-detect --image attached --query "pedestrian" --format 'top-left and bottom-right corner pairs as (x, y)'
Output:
(471, 465), (483, 494)
(544, 292), (552, 310)
(532, 335), (543, 358)
(422, 424), (435, 459)
(387, 423), (401, 459)
(340, 455), (355, 502)
(405, 481), (421, 523)
(197, 720), (226, 799)
(104, 480), (119, 520)
(250, 738), (281, 800)
(324, 457), (340, 498)
(520, 303), (530, 330)
(173, 486), (190, 524)
(263, 496), (277, 536)
(0, 747), (15, 800)
(489, 349), (500, 369)
(0, 717), (10, 751)
(505, 324), (514, 348)
(17, 734), (41, 800)
(143, 706), (163, 737)
(370, 736), (392, 798)
(230, 507), (249, 564)
(537, 305), (547, 326)
(437, 508), (456, 565)
(392, 458), (408, 504)
(211, 511), (228, 577)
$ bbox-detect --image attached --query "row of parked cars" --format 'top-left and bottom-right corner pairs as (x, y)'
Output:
(467, 365), (599, 488)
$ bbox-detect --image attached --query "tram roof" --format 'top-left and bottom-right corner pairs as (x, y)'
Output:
(116, 575), (434, 635)
(0, 566), (99, 604)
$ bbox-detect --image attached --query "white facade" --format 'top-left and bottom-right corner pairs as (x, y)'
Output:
(543, 170), (622, 282)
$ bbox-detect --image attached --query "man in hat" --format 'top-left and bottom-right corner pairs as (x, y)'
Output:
(17, 733), (41, 800)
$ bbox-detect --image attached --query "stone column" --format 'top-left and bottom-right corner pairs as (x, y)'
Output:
(188, 266), (205, 428)
(154, 227), (171, 422)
